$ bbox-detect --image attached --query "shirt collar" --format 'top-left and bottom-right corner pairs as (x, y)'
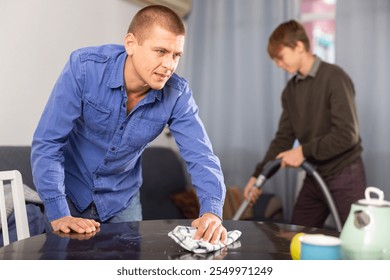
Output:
(146, 89), (163, 102)
(107, 50), (163, 102)
(295, 55), (321, 81)
(107, 50), (127, 89)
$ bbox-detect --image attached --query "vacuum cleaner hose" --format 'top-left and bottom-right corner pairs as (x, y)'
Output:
(232, 159), (343, 232)
(300, 161), (342, 232)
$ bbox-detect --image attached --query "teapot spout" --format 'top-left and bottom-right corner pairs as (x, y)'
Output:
(354, 210), (370, 229)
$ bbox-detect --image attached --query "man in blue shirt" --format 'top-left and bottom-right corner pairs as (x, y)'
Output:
(31, 5), (227, 244)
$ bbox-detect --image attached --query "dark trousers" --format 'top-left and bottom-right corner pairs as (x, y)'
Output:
(291, 158), (366, 228)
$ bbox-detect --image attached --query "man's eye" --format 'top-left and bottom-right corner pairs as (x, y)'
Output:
(274, 55), (282, 62)
(156, 50), (165, 54)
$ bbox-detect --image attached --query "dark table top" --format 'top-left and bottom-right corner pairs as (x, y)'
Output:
(0, 219), (339, 260)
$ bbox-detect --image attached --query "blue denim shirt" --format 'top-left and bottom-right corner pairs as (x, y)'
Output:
(31, 44), (225, 222)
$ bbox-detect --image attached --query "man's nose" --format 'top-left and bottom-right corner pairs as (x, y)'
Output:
(162, 56), (175, 69)
(275, 60), (284, 68)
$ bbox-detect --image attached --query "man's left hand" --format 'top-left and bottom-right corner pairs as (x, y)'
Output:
(191, 213), (227, 245)
(277, 145), (304, 168)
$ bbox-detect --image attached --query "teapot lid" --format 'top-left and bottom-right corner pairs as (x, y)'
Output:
(357, 186), (390, 207)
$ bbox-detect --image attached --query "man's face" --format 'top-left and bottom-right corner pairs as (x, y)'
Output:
(126, 25), (185, 90)
(273, 45), (302, 74)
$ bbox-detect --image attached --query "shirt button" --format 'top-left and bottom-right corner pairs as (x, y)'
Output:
(111, 147), (116, 151)
(122, 103), (126, 108)
(120, 126), (124, 130)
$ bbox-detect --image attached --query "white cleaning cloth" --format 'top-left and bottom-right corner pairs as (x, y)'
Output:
(168, 225), (242, 254)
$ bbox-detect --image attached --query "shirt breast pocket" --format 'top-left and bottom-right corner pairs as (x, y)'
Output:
(82, 99), (111, 135)
(126, 117), (167, 148)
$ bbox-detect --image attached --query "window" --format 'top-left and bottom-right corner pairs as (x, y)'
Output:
(300, 0), (337, 63)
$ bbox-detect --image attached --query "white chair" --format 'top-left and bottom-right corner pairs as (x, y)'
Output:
(0, 170), (30, 246)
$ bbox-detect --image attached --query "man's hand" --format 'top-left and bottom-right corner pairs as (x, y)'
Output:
(191, 213), (227, 245)
(51, 216), (100, 234)
(277, 145), (304, 168)
(244, 176), (263, 204)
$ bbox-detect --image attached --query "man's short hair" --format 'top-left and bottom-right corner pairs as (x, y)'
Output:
(128, 5), (186, 44)
(267, 20), (310, 59)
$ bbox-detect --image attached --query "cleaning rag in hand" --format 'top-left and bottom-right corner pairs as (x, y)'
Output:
(168, 225), (241, 254)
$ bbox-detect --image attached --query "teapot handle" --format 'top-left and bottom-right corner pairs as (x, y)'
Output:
(365, 186), (384, 201)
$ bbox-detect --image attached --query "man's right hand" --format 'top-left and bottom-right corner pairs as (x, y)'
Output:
(243, 176), (263, 204)
(50, 216), (100, 234)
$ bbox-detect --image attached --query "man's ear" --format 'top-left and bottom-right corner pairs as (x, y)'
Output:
(124, 33), (136, 55)
(296, 41), (306, 53)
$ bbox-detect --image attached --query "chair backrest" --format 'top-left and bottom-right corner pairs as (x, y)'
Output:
(0, 170), (30, 246)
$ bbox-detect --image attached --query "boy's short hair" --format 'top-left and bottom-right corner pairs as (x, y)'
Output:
(128, 5), (186, 44)
(267, 20), (310, 59)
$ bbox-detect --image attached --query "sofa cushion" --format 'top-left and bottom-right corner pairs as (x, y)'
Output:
(171, 188), (199, 219)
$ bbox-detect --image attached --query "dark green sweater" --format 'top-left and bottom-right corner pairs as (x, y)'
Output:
(253, 57), (363, 178)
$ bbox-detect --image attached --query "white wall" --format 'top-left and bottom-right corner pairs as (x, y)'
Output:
(0, 0), (141, 145)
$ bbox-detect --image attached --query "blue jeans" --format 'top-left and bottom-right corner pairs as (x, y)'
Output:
(104, 191), (143, 223)
(45, 191), (142, 232)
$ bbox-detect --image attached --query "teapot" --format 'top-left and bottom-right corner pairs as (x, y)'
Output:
(340, 186), (390, 259)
